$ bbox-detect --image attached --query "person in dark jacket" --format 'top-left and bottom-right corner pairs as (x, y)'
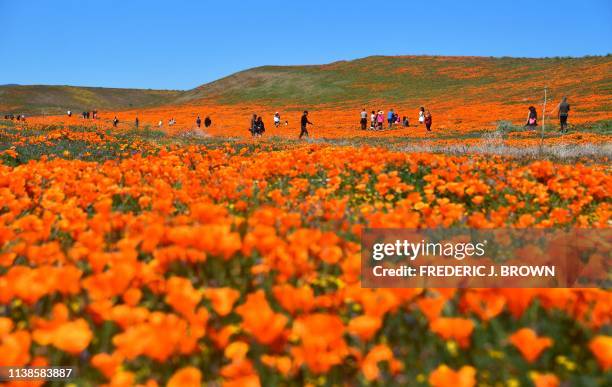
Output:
(299, 110), (313, 139)
(196, 115), (201, 128)
(113, 116), (119, 127)
(555, 97), (570, 132)
(255, 116), (265, 136)
(525, 106), (537, 130)
(204, 116), (211, 127)
(135, 117), (139, 128)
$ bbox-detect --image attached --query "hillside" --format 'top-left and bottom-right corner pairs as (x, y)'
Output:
(2, 55), (610, 127)
(179, 55), (612, 109)
(0, 85), (181, 115)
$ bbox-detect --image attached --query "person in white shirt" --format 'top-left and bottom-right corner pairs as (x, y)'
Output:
(418, 106), (425, 124)
(360, 108), (367, 130)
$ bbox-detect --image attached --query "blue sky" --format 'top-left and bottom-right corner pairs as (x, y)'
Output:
(1, 0), (610, 90)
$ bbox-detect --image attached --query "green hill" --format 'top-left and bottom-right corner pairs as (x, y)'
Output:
(2, 55), (610, 115)
(179, 55), (612, 108)
(0, 85), (181, 115)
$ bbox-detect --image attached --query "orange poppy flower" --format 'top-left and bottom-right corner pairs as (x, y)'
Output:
(430, 317), (475, 348)
(220, 358), (260, 387)
(91, 352), (123, 379)
(204, 287), (241, 316)
(530, 372), (560, 387)
(235, 290), (287, 345)
(225, 341), (249, 362)
(509, 328), (553, 363)
(167, 366), (202, 387)
(290, 313), (348, 374)
(347, 315), (382, 342)
(461, 290), (506, 321)
(429, 365), (476, 387)
(261, 355), (293, 376)
(361, 344), (403, 381)
(31, 304), (92, 355)
(588, 335), (612, 371)
(107, 370), (135, 387)
(123, 287), (142, 307)
(272, 284), (315, 314)
(0, 318), (31, 366)
(417, 297), (446, 323)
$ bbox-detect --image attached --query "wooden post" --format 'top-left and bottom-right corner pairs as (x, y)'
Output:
(540, 87), (547, 147)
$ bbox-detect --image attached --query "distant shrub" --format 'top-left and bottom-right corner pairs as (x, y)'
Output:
(123, 128), (166, 139)
(495, 120), (523, 133)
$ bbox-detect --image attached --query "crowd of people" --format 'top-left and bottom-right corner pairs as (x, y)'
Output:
(3, 97), (573, 138)
(66, 110), (98, 119)
(249, 112), (292, 136)
(360, 107), (432, 131)
(3, 114), (26, 121)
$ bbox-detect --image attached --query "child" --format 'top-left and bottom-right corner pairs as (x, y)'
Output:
(424, 110), (432, 131)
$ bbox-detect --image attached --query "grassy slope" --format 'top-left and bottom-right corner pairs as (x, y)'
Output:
(178, 55), (612, 109)
(0, 85), (181, 115)
(2, 55), (610, 116)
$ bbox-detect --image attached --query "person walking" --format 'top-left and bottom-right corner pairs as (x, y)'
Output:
(135, 117), (139, 128)
(418, 107), (425, 125)
(113, 116), (119, 127)
(196, 115), (202, 128)
(370, 110), (376, 130)
(555, 96), (570, 133)
(424, 110), (432, 131)
(204, 116), (211, 127)
(360, 108), (368, 130)
(524, 106), (538, 130)
(387, 109), (395, 129)
(158, 120), (163, 128)
(67, 110), (72, 117)
(274, 112), (281, 127)
(377, 110), (384, 130)
(299, 110), (313, 139)
(255, 116), (265, 136)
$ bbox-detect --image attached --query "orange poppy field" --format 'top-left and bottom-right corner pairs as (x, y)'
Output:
(0, 111), (610, 387)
